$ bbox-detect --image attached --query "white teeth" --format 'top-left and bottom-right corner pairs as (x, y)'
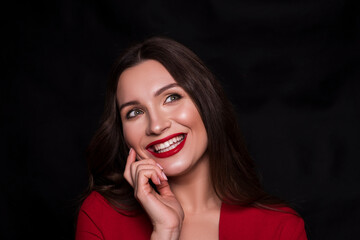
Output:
(152, 134), (184, 153)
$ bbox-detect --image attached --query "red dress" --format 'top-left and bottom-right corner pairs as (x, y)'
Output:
(76, 191), (307, 240)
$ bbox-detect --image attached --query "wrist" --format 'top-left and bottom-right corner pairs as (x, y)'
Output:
(151, 227), (181, 240)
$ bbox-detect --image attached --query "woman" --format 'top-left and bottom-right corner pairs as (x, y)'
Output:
(76, 37), (307, 239)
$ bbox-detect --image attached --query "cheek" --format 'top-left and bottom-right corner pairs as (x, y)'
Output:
(122, 123), (142, 148)
(175, 102), (203, 126)
(175, 103), (208, 143)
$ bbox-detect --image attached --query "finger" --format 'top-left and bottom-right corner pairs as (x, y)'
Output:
(155, 173), (174, 197)
(123, 148), (137, 187)
(135, 164), (167, 184)
(130, 158), (159, 184)
(134, 169), (162, 198)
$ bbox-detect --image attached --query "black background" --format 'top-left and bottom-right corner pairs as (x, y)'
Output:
(2, 0), (360, 239)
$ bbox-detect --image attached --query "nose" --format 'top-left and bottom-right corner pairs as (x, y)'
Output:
(145, 108), (171, 136)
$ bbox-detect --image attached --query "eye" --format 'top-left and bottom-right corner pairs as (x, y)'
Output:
(164, 94), (181, 104)
(126, 108), (144, 119)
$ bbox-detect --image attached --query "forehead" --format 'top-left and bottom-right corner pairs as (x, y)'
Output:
(116, 60), (177, 104)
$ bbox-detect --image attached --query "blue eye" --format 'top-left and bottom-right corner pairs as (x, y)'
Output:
(164, 94), (181, 103)
(126, 109), (144, 119)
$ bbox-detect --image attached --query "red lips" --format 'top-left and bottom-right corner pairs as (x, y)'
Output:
(146, 133), (187, 158)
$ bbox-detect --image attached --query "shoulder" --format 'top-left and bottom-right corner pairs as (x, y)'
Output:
(220, 203), (307, 240)
(79, 191), (120, 223)
(80, 191), (111, 214)
(79, 191), (149, 223)
(76, 191), (152, 240)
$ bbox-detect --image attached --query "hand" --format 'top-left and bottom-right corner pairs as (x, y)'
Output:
(124, 148), (184, 239)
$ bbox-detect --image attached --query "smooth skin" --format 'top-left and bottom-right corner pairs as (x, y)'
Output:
(118, 60), (221, 240)
(124, 149), (184, 239)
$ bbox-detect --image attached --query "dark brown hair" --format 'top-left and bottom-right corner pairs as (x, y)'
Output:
(82, 36), (284, 213)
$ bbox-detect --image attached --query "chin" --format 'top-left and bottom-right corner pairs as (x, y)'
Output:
(162, 152), (208, 177)
(161, 159), (193, 177)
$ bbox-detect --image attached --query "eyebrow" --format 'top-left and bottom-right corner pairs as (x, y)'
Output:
(118, 83), (179, 112)
(154, 83), (179, 97)
(118, 100), (140, 112)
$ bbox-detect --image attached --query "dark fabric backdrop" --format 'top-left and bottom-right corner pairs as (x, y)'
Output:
(2, 0), (359, 239)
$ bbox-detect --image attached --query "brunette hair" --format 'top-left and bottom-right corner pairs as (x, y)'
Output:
(83, 36), (284, 212)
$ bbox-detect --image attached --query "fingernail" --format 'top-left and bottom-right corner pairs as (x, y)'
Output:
(156, 163), (163, 170)
(162, 172), (168, 181)
(157, 177), (161, 185)
(129, 148), (132, 155)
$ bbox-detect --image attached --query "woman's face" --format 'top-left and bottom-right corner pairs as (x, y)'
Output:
(116, 60), (208, 176)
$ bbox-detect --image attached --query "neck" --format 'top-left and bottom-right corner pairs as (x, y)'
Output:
(168, 155), (221, 214)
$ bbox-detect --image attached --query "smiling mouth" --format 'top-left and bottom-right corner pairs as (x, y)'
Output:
(146, 133), (187, 158)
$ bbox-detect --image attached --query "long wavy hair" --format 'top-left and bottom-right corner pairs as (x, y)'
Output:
(82, 36), (284, 213)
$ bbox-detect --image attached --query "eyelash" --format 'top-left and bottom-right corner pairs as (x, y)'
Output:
(164, 93), (182, 103)
(125, 93), (182, 119)
(126, 108), (144, 119)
